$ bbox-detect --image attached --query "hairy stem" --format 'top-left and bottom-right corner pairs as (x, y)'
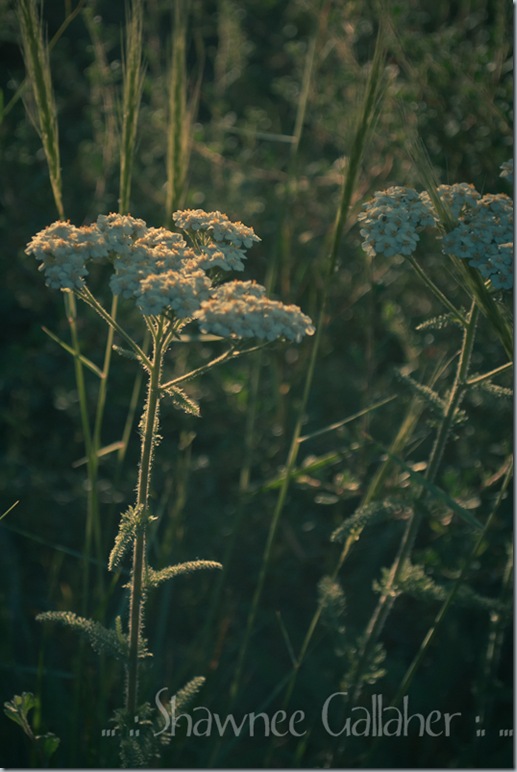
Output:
(125, 323), (165, 716)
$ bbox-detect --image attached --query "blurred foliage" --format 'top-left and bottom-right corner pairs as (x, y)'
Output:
(0, 0), (512, 768)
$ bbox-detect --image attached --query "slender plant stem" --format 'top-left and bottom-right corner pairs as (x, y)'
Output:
(345, 300), (479, 712)
(225, 30), (386, 713)
(126, 322), (166, 717)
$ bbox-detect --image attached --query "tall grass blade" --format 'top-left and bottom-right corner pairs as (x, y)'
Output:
(119, 0), (145, 214)
(17, 0), (64, 218)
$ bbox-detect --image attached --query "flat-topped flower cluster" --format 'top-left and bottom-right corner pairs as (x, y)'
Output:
(358, 169), (513, 290)
(26, 209), (315, 342)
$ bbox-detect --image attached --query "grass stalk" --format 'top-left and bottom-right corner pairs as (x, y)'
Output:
(17, 0), (64, 220)
(119, 0), (145, 215)
(165, 0), (189, 215)
(225, 28), (386, 713)
(342, 301), (479, 721)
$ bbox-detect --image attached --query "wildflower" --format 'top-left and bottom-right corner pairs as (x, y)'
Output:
(25, 221), (109, 290)
(173, 209), (260, 248)
(137, 263), (212, 318)
(195, 281), (315, 342)
(173, 209), (260, 271)
(357, 187), (435, 258)
(434, 183), (481, 218)
(441, 192), (513, 289)
(97, 213), (147, 254)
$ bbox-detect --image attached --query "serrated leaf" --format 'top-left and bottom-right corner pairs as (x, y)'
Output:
(174, 676), (206, 713)
(396, 371), (446, 418)
(147, 560), (222, 587)
(109, 504), (144, 571)
(36, 611), (127, 660)
(162, 385), (200, 417)
(331, 500), (408, 543)
(416, 313), (463, 331)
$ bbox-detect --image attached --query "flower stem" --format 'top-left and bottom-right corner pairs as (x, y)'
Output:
(125, 322), (165, 716)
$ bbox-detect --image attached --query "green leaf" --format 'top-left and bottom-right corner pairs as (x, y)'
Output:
(35, 732), (60, 759)
(173, 676), (206, 713)
(396, 371), (446, 417)
(331, 500), (408, 543)
(162, 385), (200, 417)
(108, 504), (144, 571)
(36, 611), (127, 660)
(147, 560), (222, 587)
(3, 692), (37, 737)
(112, 344), (140, 361)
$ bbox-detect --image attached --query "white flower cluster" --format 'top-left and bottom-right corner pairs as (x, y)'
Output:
(359, 182), (513, 290)
(195, 281), (315, 342)
(27, 211), (315, 342)
(357, 187), (436, 258)
(137, 262), (211, 317)
(173, 209), (261, 272)
(26, 221), (110, 289)
(441, 192), (513, 290)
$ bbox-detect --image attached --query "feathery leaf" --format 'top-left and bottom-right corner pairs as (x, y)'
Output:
(36, 611), (127, 660)
(147, 560), (222, 588)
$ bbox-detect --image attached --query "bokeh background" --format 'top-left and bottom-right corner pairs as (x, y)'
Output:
(0, 0), (513, 767)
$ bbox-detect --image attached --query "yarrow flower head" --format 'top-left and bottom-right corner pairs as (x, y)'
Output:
(27, 209), (314, 341)
(357, 186), (436, 258)
(173, 209), (261, 272)
(441, 192), (513, 290)
(195, 281), (315, 342)
(25, 221), (110, 289)
(359, 180), (513, 291)
(137, 262), (211, 318)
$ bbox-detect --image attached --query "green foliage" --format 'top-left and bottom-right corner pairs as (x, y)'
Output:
(173, 676), (206, 713)
(331, 500), (408, 543)
(113, 703), (161, 768)
(147, 560), (222, 588)
(374, 561), (508, 615)
(108, 504), (145, 571)
(36, 611), (128, 660)
(4, 692), (60, 763)
(416, 312), (465, 332)
(162, 384), (201, 417)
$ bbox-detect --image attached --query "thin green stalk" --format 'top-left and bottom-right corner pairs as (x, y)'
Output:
(126, 321), (167, 716)
(17, 0), (64, 219)
(165, 0), (189, 215)
(225, 30), (386, 712)
(77, 287), (151, 370)
(119, 0), (145, 215)
(345, 301), (479, 711)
